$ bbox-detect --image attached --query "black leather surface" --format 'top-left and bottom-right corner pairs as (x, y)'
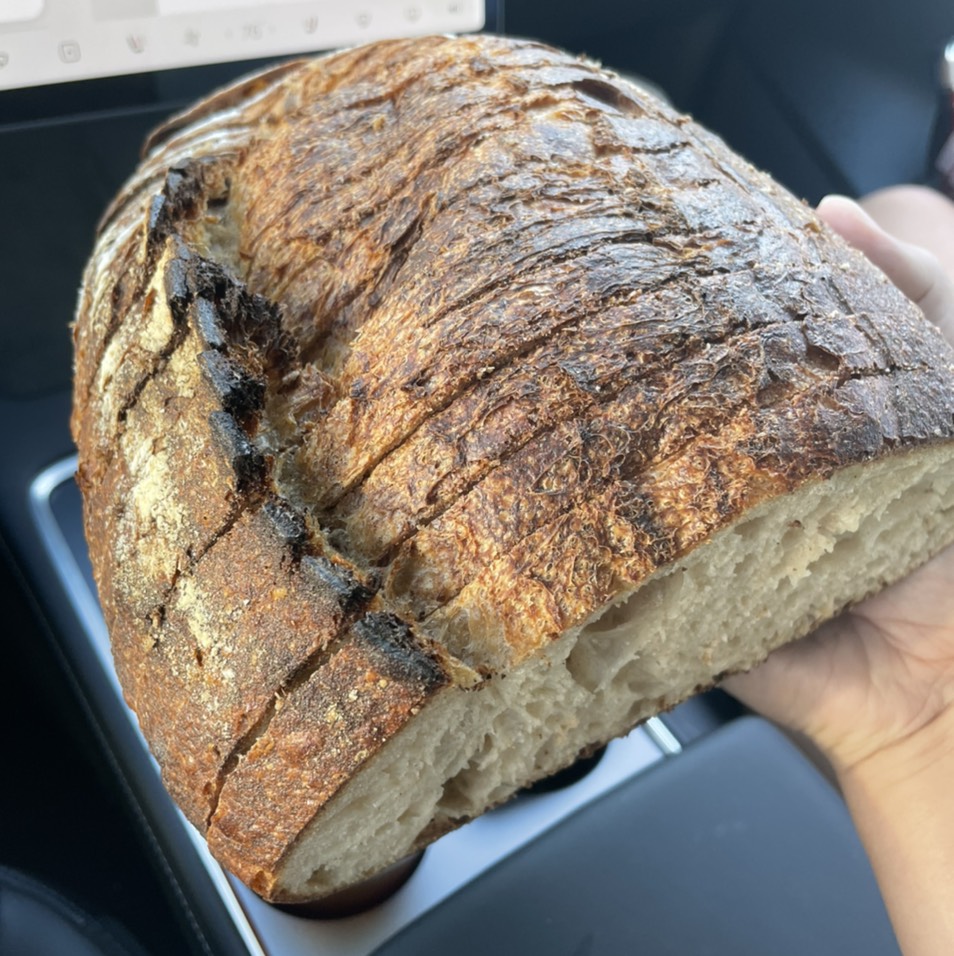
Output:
(0, 866), (147, 956)
(374, 718), (899, 956)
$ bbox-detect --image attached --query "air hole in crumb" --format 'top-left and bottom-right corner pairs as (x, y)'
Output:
(519, 745), (608, 795)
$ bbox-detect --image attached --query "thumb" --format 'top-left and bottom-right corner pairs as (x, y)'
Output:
(817, 194), (954, 345)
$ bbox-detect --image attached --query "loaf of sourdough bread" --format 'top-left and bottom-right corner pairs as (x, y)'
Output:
(72, 34), (954, 903)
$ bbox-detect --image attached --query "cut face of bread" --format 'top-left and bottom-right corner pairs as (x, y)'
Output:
(71, 34), (954, 902)
(270, 446), (954, 900)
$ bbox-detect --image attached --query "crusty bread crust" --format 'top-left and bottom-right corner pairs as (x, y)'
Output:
(72, 35), (954, 901)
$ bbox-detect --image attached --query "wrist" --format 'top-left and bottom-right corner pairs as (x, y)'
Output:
(833, 701), (954, 795)
(831, 703), (954, 956)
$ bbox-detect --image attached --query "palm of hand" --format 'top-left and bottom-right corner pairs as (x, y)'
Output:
(726, 545), (954, 770)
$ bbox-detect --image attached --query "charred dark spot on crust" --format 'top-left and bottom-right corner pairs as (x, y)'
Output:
(147, 163), (212, 252)
(198, 350), (266, 425)
(249, 298), (299, 379)
(193, 297), (228, 350)
(137, 160), (298, 388)
(354, 612), (448, 690)
(209, 410), (267, 493)
(185, 258), (298, 381)
(147, 193), (167, 238)
(820, 405), (887, 461)
(263, 497), (309, 555)
(163, 247), (194, 322)
(301, 555), (376, 613)
(804, 343), (842, 373)
(161, 245), (301, 394)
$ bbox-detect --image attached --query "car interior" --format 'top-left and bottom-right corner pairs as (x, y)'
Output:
(1, 1), (951, 953)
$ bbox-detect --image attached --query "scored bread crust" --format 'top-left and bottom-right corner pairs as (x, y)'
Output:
(72, 34), (954, 901)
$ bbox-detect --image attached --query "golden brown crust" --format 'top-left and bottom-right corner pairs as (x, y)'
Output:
(72, 34), (954, 899)
(120, 503), (369, 827)
(208, 612), (451, 899)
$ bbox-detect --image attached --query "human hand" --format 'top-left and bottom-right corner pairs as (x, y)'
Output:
(723, 189), (954, 775)
(817, 190), (954, 345)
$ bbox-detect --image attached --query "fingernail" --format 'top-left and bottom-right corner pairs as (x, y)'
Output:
(817, 194), (884, 233)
